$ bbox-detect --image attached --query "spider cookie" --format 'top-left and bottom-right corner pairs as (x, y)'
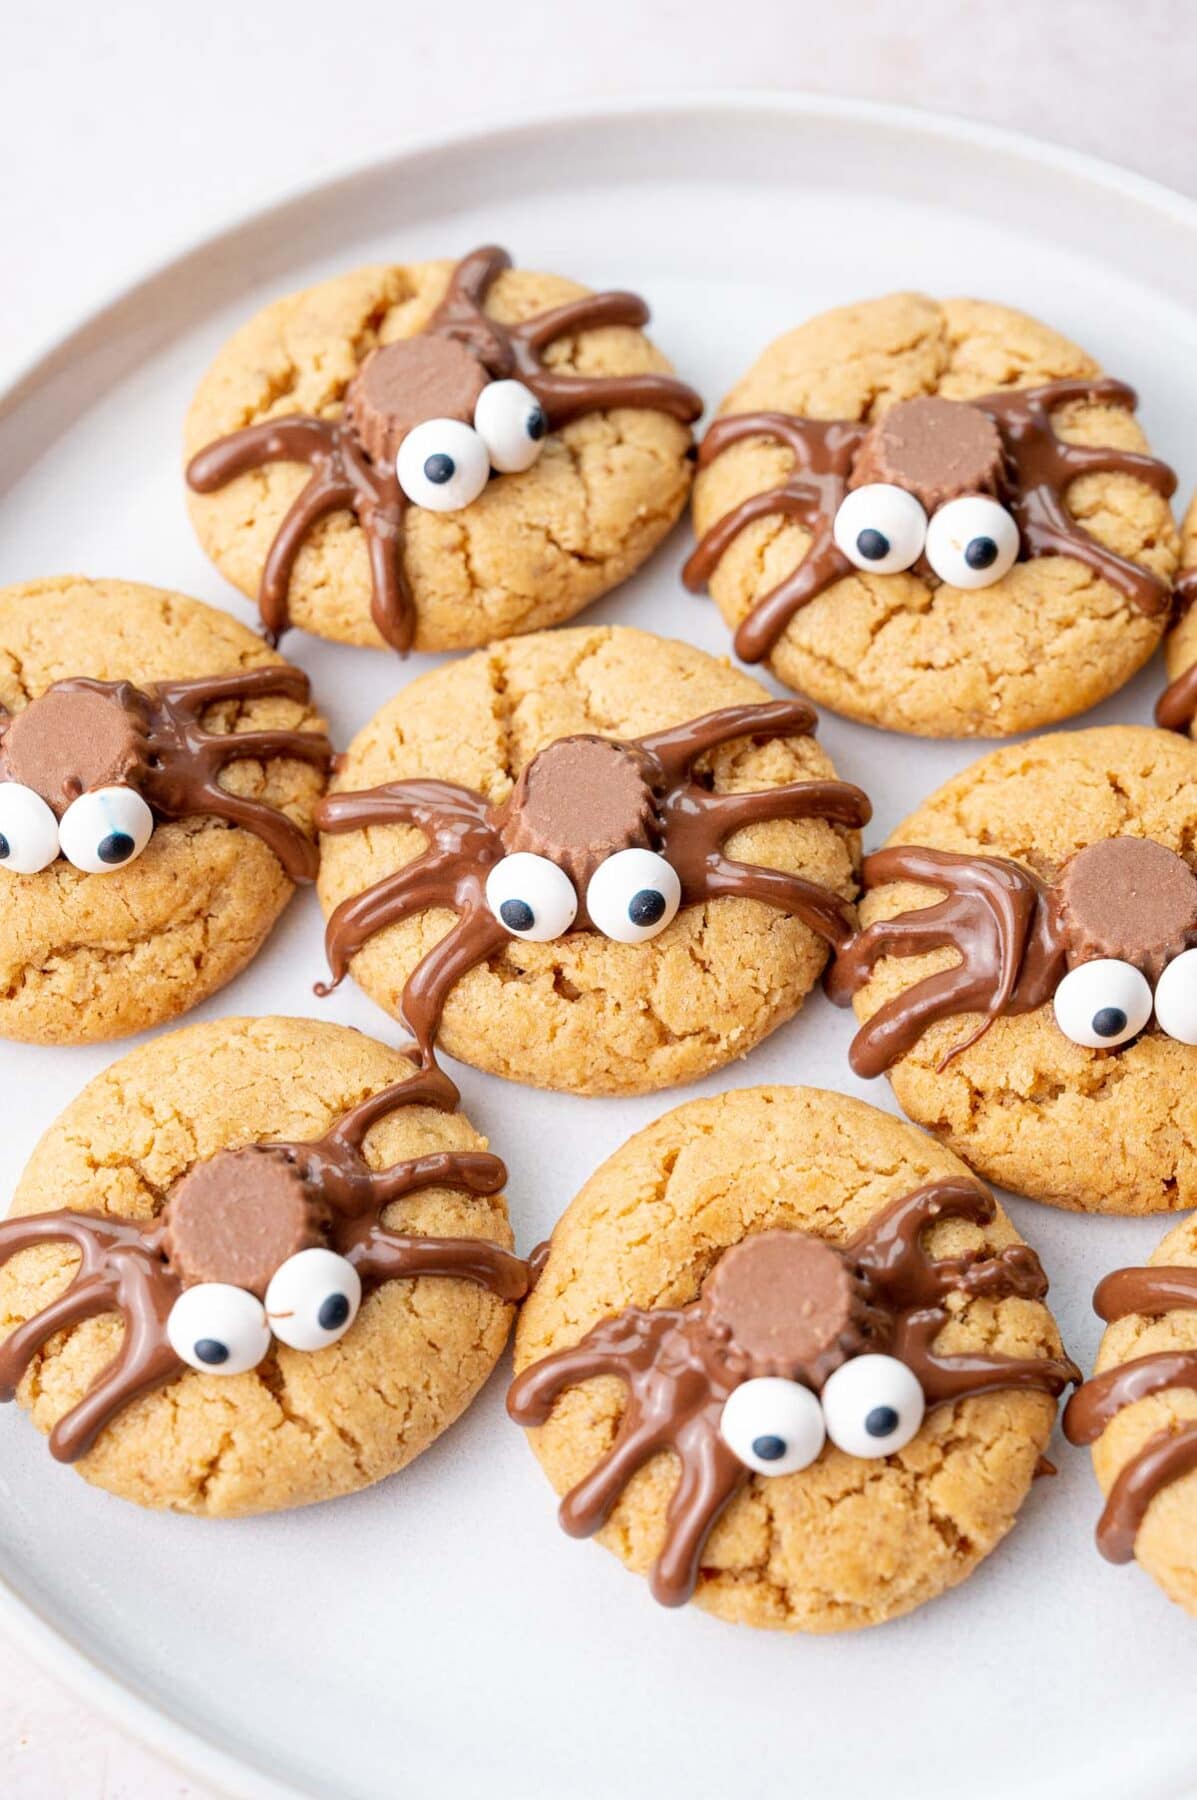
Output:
(314, 625), (869, 1095)
(509, 1087), (1074, 1628)
(1156, 489), (1197, 734)
(184, 246), (701, 654)
(0, 1017), (527, 1513)
(829, 724), (1197, 1214)
(1064, 1216), (1197, 1612)
(0, 576), (330, 1044)
(685, 293), (1178, 736)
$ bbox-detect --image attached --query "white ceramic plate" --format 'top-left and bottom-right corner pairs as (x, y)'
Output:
(1, 95), (1195, 1800)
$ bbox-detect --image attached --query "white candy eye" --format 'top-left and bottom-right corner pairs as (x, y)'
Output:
(167, 1283), (271, 1376)
(473, 380), (548, 474)
(1154, 948), (1197, 1045)
(925, 495), (1020, 589)
(265, 1249), (362, 1352)
(719, 1376), (826, 1477)
(485, 852), (578, 941)
(833, 483), (928, 574)
(0, 783), (60, 874)
(58, 786), (153, 873)
(395, 418), (490, 512)
(821, 1353), (925, 1458)
(585, 848), (681, 944)
(1053, 958), (1152, 1050)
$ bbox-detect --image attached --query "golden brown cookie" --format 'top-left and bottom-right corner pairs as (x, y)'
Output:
(511, 1086), (1071, 1631)
(832, 724), (1197, 1214)
(1156, 488), (1197, 734)
(0, 1017), (521, 1515)
(0, 576), (329, 1044)
(184, 251), (699, 653)
(1064, 1215), (1197, 1614)
(315, 625), (866, 1096)
(688, 293), (1178, 736)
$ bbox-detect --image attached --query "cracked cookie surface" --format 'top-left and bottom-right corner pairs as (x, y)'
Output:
(1086, 1212), (1197, 1613)
(184, 258), (695, 651)
(691, 293), (1177, 736)
(513, 1086), (1062, 1630)
(316, 625), (861, 1095)
(0, 1016), (515, 1514)
(847, 725), (1197, 1213)
(0, 577), (327, 1043)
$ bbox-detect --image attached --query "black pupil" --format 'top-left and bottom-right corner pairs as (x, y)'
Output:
(628, 888), (666, 927)
(965, 536), (998, 570)
(0, 833), (9, 860)
(526, 406), (546, 441)
(98, 831), (135, 865)
(865, 1405), (900, 1438)
(856, 527), (890, 561)
(194, 1338), (229, 1366)
(751, 1434), (787, 1462)
(499, 897), (535, 932)
(1092, 1006), (1128, 1039)
(423, 453), (456, 485)
(318, 1293), (351, 1331)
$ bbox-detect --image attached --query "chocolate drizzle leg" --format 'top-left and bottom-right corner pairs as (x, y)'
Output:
(0, 666), (331, 882)
(1155, 567), (1197, 732)
(0, 1063), (527, 1462)
(187, 246), (702, 653)
(685, 378), (1174, 662)
(509, 1177), (1075, 1608)
(315, 699), (871, 1067)
(1064, 1264), (1197, 1562)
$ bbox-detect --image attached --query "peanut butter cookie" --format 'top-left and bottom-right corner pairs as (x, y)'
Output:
(687, 293), (1177, 736)
(0, 576), (329, 1044)
(0, 1017), (524, 1514)
(510, 1086), (1072, 1630)
(1155, 487), (1197, 734)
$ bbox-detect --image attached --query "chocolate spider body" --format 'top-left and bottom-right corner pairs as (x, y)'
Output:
(0, 1063), (528, 1463)
(186, 246), (703, 653)
(314, 698), (871, 1067)
(828, 834), (1197, 1076)
(684, 383), (1176, 663)
(1064, 1265), (1197, 1563)
(509, 1177), (1076, 1608)
(0, 666), (331, 883)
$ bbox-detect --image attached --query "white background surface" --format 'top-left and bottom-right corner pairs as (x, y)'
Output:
(2, 4), (1197, 1796)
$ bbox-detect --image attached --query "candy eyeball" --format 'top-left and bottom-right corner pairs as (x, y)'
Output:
(396, 418), (490, 512)
(820, 1353), (926, 1458)
(833, 483), (928, 575)
(1053, 957), (1152, 1050)
(0, 783), (60, 874)
(485, 852), (578, 941)
(585, 849), (681, 944)
(57, 786), (153, 874)
(719, 1376), (826, 1476)
(265, 1248), (362, 1352)
(1153, 948), (1197, 1045)
(167, 1283), (271, 1376)
(925, 495), (1020, 589)
(473, 380), (547, 474)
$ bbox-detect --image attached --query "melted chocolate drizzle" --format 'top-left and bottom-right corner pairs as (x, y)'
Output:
(509, 1176), (1076, 1608)
(186, 246), (702, 653)
(1155, 567), (1197, 732)
(0, 1062), (528, 1463)
(684, 378), (1175, 661)
(0, 667), (331, 882)
(1064, 1264), (1197, 1563)
(315, 698), (871, 1066)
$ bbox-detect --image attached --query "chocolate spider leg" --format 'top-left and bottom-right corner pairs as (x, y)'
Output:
(1095, 1265), (1197, 1320)
(685, 778), (873, 837)
(510, 290), (651, 351)
(316, 779), (491, 838)
(682, 484), (825, 591)
(258, 472), (358, 642)
(153, 666), (319, 715)
(557, 1414), (677, 1538)
(169, 778), (322, 883)
(695, 854), (859, 948)
(363, 1149), (508, 1206)
(895, 1310), (1078, 1409)
(1008, 483), (1172, 615)
(46, 1321), (184, 1464)
(194, 728), (332, 773)
(315, 849), (473, 993)
(345, 1225), (528, 1302)
(1064, 1353), (1197, 1446)
(397, 907), (510, 1065)
(847, 1178), (994, 1291)
(636, 698), (819, 780)
(505, 289), (702, 428)
(649, 1421), (746, 1608)
(507, 1309), (677, 1426)
(316, 1066), (462, 1161)
(1091, 1424), (1197, 1563)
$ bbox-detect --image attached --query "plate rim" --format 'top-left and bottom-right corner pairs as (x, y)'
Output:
(3, 87), (1197, 1800)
